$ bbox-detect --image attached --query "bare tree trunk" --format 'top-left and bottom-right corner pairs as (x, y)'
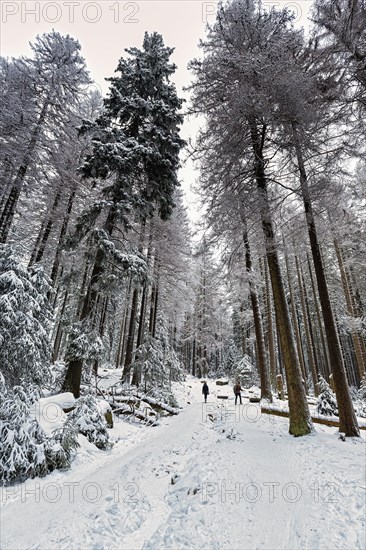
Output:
(29, 219), (47, 266)
(334, 239), (365, 382)
(292, 122), (359, 436)
(131, 282), (148, 386)
(284, 252), (307, 389)
(52, 289), (69, 362)
(243, 226), (272, 401)
(306, 253), (331, 379)
(63, 211), (115, 397)
(122, 224), (146, 383)
(29, 184), (62, 266)
(122, 286), (140, 384)
(149, 255), (160, 338)
(50, 183), (78, 285)
(250, 120), (312, 435)
(263, 260), (277, 389)
(119, 280), (133, 368)
(295, 256), (319, 395)
(0, 98), (50, 243)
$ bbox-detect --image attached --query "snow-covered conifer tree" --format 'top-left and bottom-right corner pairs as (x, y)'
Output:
(63, 32), (185, 397)
(68, 394), (110, 450)
(0, 31), (90, 243)
(0, 245), (53, 388)
(317, 376), (338, 416)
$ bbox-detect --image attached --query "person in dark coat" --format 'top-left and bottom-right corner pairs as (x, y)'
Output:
(234, 381), (242, 405)
(202, 381), (209, 403)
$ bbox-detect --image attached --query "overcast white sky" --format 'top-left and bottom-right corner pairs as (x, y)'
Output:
(0, 0), (312, 222)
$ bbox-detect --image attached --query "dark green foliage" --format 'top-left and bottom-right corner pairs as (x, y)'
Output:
(78, 31), (185, 238)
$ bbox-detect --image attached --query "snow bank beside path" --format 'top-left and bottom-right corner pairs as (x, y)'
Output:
(1, 376), (365, 550)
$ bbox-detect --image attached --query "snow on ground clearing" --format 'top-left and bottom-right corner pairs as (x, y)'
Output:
(1, 376), (365, 550)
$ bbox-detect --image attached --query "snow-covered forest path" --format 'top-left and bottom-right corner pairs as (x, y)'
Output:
(1, 378), (365, 550)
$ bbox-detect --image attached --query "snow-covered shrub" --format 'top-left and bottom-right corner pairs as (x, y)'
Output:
(0, 384), (48, 484)
(0, 245), (53, 388)
(0, 380), (79, 484)
(147, 387), (179, 409)
(68, 394), (110, 450)
(358, 378), (366, 401)
(354, 378), (366, 418)
(45, 418), (79, 470)
(317, 376), (338, 416)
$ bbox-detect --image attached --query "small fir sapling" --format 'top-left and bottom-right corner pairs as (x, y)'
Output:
(45, 418), (80, 471)
(68, 394), (110, 450)
(316, 376), (338, 416)
(355, 378), (366, 418)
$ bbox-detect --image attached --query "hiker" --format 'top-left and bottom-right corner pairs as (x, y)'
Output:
(202, 381), (209, 403)
(234, 381), (242, 405)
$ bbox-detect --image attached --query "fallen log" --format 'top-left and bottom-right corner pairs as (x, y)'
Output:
(261, 406), (366, 430)
(109, 402), (158, 426)
(132, 394), (180, 415)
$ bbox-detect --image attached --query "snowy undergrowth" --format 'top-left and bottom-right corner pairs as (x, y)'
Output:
(0, 382), (79, 485)
(1, 377), (365, 550)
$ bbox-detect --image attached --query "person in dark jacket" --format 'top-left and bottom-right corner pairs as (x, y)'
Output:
(234, 382), (242, 405)
(202, 381), (209, 403)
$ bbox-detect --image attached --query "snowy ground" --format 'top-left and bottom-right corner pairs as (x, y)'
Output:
(1, 377), (365, 550)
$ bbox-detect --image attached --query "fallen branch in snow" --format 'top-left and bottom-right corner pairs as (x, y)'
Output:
(131, 394), (180, 415)
(261, 406), (366, 430)
(104, 385), (179, 416)
(109, 402), (158, 426)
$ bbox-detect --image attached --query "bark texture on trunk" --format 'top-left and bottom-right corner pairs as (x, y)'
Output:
(243, 226), (272, 401)
(249, 119), (312, 436)
(63, 211), (115, 397)
(292, 122), (360, 436)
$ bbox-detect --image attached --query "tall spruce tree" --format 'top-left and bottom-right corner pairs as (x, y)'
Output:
(63, 32), (185, 397)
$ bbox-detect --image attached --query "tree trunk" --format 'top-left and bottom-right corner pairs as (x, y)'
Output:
(50, 182), (78, 285)
(63, 211), (115, 397)
(284, 252), (307, 389)
(306, 253), (331, 379)
(122, 286), (140, 384)
(0, 98), (50, 243)
(29, 185), (62, 266)
(249, 119), (312, 436)
(264, 259), (277, 389)
(295, 256), (319, 395)
(149, 256), (160, 338)
(242, 226), (272, 401)
(52, 289), (68, 362)
(292, 122), (359, 436)
(334, 239), (365, 382)
(131, 282), (148, 386)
